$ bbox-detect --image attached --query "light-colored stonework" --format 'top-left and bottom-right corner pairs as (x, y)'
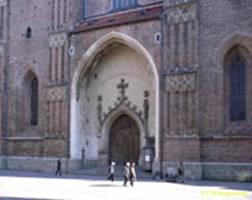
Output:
(166, 72), (196, 92)
(47, 86), (67, 102)
(49, 33), (68, 48)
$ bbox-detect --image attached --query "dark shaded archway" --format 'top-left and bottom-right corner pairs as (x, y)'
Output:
(109, 114), (140, 165)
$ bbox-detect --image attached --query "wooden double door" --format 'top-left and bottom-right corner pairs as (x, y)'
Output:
(109, 114), (140, 165)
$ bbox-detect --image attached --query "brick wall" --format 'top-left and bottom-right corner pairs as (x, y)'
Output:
(7, 140), (43, 157)
(160, 0), (252, 166)
(0, 0), (77, 158)
(198, 0), (252, 135)
(201, 138), (252, 163)
(163, 137), (200, 162)
(197, 0), (252, 163)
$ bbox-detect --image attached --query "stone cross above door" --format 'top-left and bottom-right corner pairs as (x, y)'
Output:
(97, 78), (146, 135)
(117, 78), (129, 98)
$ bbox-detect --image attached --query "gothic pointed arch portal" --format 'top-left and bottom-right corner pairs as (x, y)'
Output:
(71, 32), (160, 166)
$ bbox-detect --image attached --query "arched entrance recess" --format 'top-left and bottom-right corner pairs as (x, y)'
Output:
(109, 114), (140, 165)
(71, 32), (160, 165)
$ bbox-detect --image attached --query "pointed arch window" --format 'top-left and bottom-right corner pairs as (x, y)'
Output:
(229, 54), (246, 121)
(26, 27), (32, 38)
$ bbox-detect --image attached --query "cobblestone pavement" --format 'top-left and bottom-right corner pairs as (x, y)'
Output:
(0, 170), (251, 200)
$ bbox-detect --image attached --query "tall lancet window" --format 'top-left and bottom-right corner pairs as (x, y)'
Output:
(30, 76), (39, 126)
(229, 54), (246, 121)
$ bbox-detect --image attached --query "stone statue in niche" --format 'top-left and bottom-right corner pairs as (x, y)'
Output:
(143, 90), (149, 137)
(97, 95), (103, 132)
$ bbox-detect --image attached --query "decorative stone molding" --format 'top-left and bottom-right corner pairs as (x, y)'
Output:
(224, 123), (252, 135)
(49, 33), (67, 48)
(165, 3), (197, 24)
(169, 64), (198, 74)
(166, 72), (196, 92)
(3, 136), (43, 141)
(97, 79), (144, 131)
(47, 86), (66, 101)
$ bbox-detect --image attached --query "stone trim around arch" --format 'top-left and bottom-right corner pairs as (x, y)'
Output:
(17, 68), (40, 86)
(214, 32), (252, 71)
(99, 105), (145, 164)
(71, 31), (160, 162)
(101, 105), (145, 143)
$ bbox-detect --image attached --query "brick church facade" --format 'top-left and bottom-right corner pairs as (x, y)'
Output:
(0, 0), (251, 181)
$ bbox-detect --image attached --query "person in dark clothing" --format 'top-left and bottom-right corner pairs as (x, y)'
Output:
(130, 162), (137, 186)
(55, 158), (62, 176)
(107, 162), (115, 181)
(177, 161), (184, 183)
(123, 162), (130, 186)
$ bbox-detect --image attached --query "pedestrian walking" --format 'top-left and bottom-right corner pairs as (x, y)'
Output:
(123, 162), (130, 186)
(130, 162), (137, 186)
(177, 161), (184, 183)
(55, 158), (62, 176)
(107, 162), (115, 181)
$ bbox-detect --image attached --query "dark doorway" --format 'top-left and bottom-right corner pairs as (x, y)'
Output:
(109, 114), (140, 165)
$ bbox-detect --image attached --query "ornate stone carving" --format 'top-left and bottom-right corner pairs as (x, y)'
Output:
(47, 86), (66, 101)
(166, 72), (196, 92)
(49, 33), (67, 47)
(97, 79), (144, 131)
(165, 3), (197, 24)
(117, 78), (128, 98)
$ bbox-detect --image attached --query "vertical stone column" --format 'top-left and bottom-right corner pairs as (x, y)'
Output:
(51, 0), (68, 31)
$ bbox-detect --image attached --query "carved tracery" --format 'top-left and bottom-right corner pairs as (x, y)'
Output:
(97, 79), (149, 134)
